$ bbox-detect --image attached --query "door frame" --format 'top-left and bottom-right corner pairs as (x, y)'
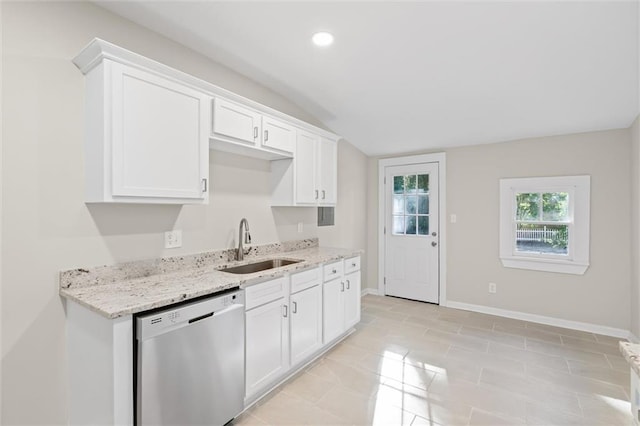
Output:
(378, 153), (447, 305)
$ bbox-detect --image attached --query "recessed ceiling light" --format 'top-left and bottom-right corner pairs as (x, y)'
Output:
(312, 32), (334, 47)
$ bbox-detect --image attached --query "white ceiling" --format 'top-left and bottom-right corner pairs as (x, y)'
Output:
(97, 1), (639, 156)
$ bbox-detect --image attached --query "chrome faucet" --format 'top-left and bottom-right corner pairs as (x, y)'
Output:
(237, 218), (251, 261)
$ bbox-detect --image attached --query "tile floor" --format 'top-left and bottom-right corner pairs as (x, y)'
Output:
(234, 295), (632, 425)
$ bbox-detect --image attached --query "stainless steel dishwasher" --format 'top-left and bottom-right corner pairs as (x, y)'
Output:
(136, 289), (245, 426)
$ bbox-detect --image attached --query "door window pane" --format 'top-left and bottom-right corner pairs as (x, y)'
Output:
(393, 216), (404, 234)
(393, 195), (404, 214)
(405, 216), (416, 234)
(418, 195), (429, 214)
(405, 175), (417, 193)
(418, 174), (429, 193)
(418, 216), (429, 235)
(393, 176), (404, 194)
(405, 196), (417, 214)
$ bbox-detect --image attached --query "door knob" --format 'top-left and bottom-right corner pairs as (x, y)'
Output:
(431, 232), (437, 237)
(431, 241), (437, 247)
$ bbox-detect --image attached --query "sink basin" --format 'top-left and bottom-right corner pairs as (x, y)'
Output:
(218, 258), (302, 274)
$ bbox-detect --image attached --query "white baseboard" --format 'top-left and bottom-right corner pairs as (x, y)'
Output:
(447, 300), (630, 339)
(361, 288), (380, 297)
(629, 332), (640, 344)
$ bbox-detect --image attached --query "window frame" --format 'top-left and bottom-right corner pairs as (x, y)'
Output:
(499, 175), (590, 275)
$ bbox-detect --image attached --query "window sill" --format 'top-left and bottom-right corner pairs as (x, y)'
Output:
(500, 257), (589, 275)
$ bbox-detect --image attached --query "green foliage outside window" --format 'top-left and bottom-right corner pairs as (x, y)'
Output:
(516, 192), (569, 250)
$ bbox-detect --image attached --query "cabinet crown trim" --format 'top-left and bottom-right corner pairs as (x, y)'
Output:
(73, 38), (341, 142)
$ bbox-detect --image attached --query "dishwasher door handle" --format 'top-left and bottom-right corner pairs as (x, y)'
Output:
(188, 312), (214, 324)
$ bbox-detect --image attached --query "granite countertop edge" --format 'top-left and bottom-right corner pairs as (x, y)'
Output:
(60, 246), (364, 319)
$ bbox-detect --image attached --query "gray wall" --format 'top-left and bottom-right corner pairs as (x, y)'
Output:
(368, 129), (632, 330)
(1, 2), (367, 424)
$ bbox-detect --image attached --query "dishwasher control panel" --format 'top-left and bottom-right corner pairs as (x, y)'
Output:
(136, 290), (244, 341)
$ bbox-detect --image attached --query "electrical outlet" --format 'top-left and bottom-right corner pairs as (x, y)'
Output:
(164, 230), (182, 249)
(489, 282), (497, 294)
(297, 222), (303, 233)
(450, 214), (457, 223)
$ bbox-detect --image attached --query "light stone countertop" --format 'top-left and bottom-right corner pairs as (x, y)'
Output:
(620, 341), (640, 376)
(60, 239), (362, 319)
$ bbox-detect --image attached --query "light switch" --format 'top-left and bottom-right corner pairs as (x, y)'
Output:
(450, 214), (457, 223)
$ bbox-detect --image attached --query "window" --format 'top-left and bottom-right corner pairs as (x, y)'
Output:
(392, 174), (430, 235)
(499, 176), (590, 274)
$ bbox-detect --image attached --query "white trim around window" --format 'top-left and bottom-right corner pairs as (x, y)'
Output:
(499, 175), (590, 275)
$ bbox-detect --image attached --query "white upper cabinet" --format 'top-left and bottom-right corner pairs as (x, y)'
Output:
(210, 98), (296, 159)
(74, 39), (340, 204)
(294, 131), (319, 205)
(74, 40), (209, 204)
(211, 98), (261, 146)
(271, 131), (337, 206)
(317, 137), (337, 205)
(262, 115), (296, 154)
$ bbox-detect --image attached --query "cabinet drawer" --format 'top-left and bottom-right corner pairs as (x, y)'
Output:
(245, 277), (287, 310)
(291, 267), (321, 294)
(323, 260), (344, 282)
(344, 256), (361, 274)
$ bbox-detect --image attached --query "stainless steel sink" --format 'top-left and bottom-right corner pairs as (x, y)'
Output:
(218, 258), (301, 274)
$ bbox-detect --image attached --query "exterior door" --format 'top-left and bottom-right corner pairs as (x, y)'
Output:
(384, 163), (439, 303)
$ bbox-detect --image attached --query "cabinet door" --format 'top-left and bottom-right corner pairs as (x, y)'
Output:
(212, 97), (261, 145)
(295, 131), (318, 205)
(262, 115), (295, 154)
(323, 278), (345, 344)
(290, 285), (322, 367)
(344, 271), (361, 330)
(245, 298), (289, 398)
(111, 63), (208, 200)
(318, 138), (337, 205)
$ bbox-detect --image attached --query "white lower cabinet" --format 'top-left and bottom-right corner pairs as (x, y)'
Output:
(244, 277), (289, 400)
(322, 277), (345, 344)
(244, 260), (360, 404)
(323, 257), (362, 344)
(290, 284), (322, 366)
(344, 271), (361, 329)
(245, 297), (289, 399)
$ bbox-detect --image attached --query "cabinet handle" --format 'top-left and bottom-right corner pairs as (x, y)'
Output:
(351, 263), (356, 267)
(292, 301), (297, 314)
(322, 190), (326, 200)
(332, 269), (337, 274)
(264, 130), (269, 142)
(254, 126), (258, 139)
(341, 282), (345, 292)
(202, 178), (207, 192)
(346, 279), (350, 290)
(315, 190), (319, 200)
(283, 305), (288, 318)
